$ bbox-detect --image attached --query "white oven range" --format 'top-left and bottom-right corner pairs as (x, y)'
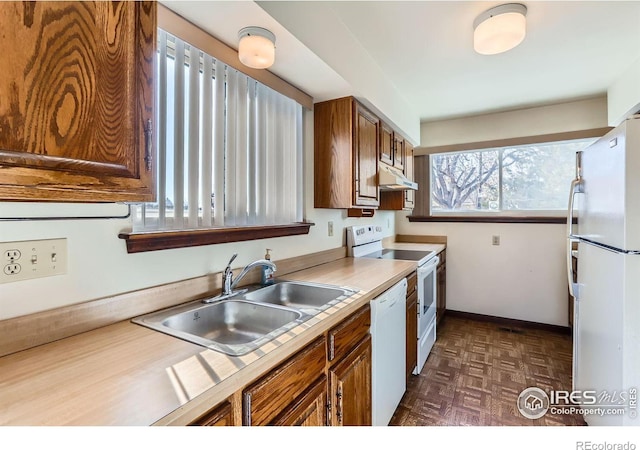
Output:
(346, 225), (439, 375)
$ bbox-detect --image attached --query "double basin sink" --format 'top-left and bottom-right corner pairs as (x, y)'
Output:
(132, 281), (356, 356)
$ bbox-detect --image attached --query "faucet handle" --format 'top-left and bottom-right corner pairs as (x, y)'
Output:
(226, 253), (238, 269)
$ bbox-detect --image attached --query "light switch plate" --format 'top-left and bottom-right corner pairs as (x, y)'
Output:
(0, 238), (67, 284)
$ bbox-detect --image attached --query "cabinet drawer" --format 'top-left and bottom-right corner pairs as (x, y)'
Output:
(243, 336), (326, 426)
(407, 272), (417, 296)
(190, 399), (233, 426)
(328, 304), (371, 363)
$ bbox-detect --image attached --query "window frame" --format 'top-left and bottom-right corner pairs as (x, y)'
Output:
(119, 6), (314, 254)
(408, 128), (612, 224)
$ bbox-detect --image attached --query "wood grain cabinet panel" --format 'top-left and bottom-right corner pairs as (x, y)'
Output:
(190, 399), (234, 426)
(380, 122), (394, 166)
(353, 104), (379, 207)
(379, 140), (415, 211)
(314, 96), (379, 209)
(242, 336), (326, 426)
(271, 376), (327, 426)
(393, 134), (404, 171)
(403, 142), (415, 209)
(328, 334), (372, 426)
(327, 303), (371, 363)
(0, 1), (156, 202)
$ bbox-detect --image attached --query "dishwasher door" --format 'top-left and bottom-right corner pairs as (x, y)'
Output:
(371, 278), (407, 426)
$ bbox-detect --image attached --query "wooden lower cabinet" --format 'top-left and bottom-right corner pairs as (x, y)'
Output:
(192, 304), (373, 427)
(328, 335), (372, 426)
(190, 399), (235, 426)
(242, 336), (326, 426)
(271, 376), (327, 426)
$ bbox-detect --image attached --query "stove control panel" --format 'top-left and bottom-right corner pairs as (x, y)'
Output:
(347, 225), (385, 248)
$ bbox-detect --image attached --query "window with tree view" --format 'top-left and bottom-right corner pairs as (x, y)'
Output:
(429, 139), (595, 214)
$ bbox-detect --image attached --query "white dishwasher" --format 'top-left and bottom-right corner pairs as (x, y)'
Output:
(371, 277), (407, 426)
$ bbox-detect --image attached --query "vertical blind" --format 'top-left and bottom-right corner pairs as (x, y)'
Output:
(134, 30), (303, 231)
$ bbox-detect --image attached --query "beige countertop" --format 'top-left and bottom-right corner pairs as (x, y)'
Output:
(0, 257), (416, 426)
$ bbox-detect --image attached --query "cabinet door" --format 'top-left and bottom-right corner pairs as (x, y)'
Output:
(393, 135), (405, 170)
(0, 1), (156, 202)
(353, 104), (379, 207)
(379, 123), (394, 166)
(404, 142), (415, 209)
(436, 258), (446, 325)
(243, 336), (326, 426)
(271, 376), (327, 426)
(406, 291), (418, 380)
(190, 400), (234, 426)
(329, 335), (372, 426)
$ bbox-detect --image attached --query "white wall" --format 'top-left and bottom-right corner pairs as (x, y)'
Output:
(0, 110), (395, 320)
(257, 1), (421, 145)
(402, 99), (611, 326)
(608, 57), (640, 126)
(420, 97), (608, 148)
(397, 216), (568, 326)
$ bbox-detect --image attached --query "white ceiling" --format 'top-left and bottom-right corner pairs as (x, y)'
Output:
(163, 1), (640, 123)
(324, 1), (640, 121)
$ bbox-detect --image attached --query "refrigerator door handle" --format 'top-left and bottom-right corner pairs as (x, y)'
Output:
(567, 177), (582, 298)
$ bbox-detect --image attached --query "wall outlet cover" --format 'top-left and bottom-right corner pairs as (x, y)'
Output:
(0, 238), (67, 284)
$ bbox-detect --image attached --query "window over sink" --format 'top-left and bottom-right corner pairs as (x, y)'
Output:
(120, 29), (309, 253)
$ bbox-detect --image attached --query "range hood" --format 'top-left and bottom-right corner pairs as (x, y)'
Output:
(379, 163), (418, 191)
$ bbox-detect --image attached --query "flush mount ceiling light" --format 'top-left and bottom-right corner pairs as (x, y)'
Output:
(473, 3), (527, 55)
(238, 26), (276, 69)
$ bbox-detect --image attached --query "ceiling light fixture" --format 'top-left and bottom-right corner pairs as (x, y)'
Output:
(238, 26), (276, 69)
(473, 3), (527, 55)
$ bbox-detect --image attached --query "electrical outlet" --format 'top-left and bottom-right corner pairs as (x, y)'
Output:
(4, 249), (21, 262)
(0, 238), (67, 284)
(328, 221), (334, 237)
(492, 235), (500, 246)
(4, 264), (21, 275)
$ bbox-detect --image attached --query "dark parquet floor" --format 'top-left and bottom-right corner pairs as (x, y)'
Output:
(389, 315), (586, 426)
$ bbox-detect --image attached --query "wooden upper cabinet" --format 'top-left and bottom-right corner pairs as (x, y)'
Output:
(379, 140), (416, 211)
(314, 96), (379, 209)
(379, 122), (394, 166)
(393, 134), (405, 171)
(403, 142), (415, 209)
(353, 104), (379, 207)
(0, 1), (156, 202)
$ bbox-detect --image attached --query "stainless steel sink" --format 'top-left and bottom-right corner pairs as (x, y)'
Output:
(132, 280), (357, 356)
(132, 299), (311, 356)
(242, 280), (355, 310)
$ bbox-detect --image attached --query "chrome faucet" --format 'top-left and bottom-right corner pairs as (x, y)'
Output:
(204, 253), (277, 303)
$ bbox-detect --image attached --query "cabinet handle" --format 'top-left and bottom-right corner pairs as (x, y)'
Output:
(336, 387), (343, 424)
(144, 119), (153, 172)
(243, 392), (252, 426)
(329, 334), (335, 361)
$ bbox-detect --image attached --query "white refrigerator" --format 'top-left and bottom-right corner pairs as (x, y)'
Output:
(567, 116), (640, 426)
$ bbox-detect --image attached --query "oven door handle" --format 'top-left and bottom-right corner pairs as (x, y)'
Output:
(417, 256), (439, 275)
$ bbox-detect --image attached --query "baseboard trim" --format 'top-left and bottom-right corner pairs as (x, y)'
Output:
(445, 310), (571, 335)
